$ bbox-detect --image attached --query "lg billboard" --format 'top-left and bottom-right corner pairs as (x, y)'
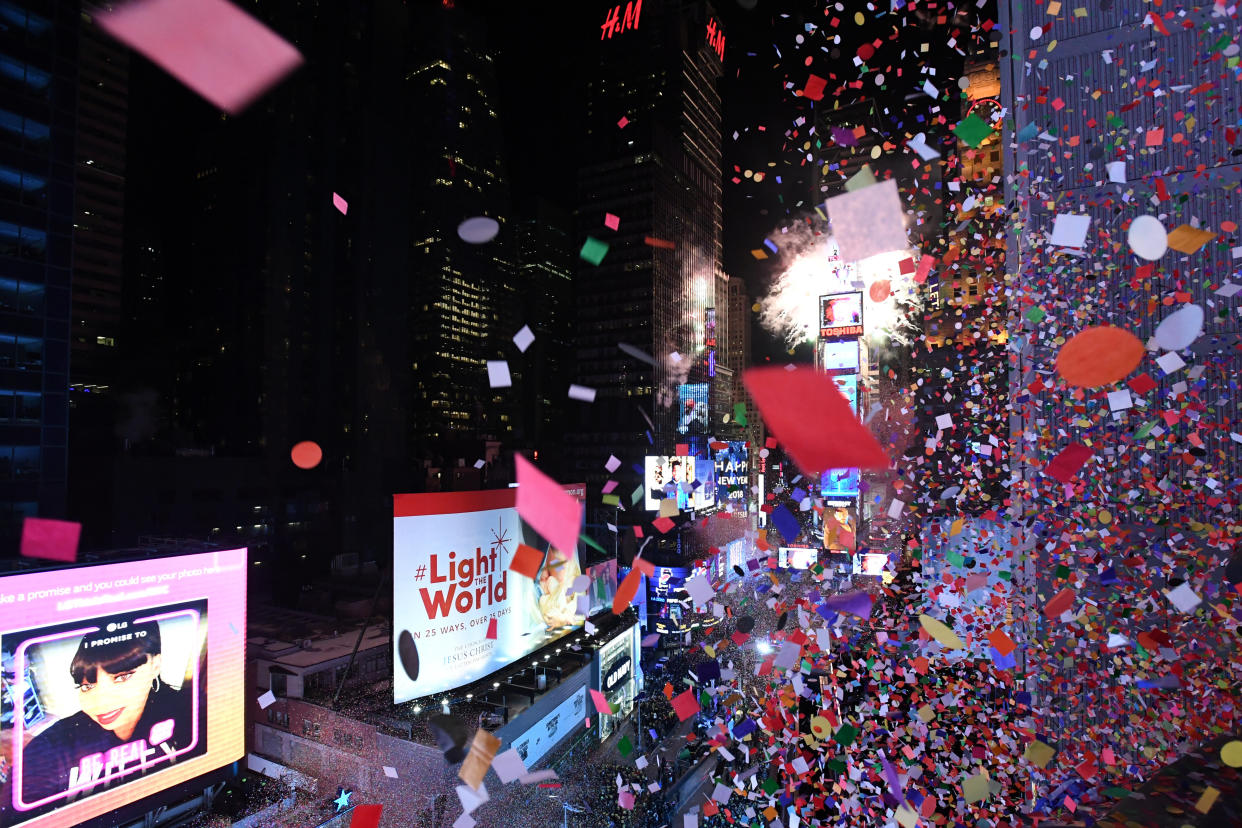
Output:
(0, 549), (246, 828)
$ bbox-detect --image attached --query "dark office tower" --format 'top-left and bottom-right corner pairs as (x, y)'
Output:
(407, 3), (518, 457)
(513, 200), (573, 473)
(571, 1), (726, 534)
(0, 2), (74, 544)
(69, 12), (126, 390)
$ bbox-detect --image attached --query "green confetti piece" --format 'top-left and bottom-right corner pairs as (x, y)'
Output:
(732, 402), (748, 426)
(762, 777), (779, 794)
(834, 724), (858, 746)
(1024, 306), (1047, 323)
(845, 164), (876, 191)
(579, 236), (609, 265)
(953, 112), (994, 148)
(602, 494), (620, 507)
(1102, 787), (1133, 799)
(946, 550), (966, 568)
(580, 533), (609, 555)
(1135, 420), (1156, 439)
(631, 486), (644, 505)
(618, 735), (632, 757)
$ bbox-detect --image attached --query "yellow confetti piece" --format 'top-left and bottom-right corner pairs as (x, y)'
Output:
(1098, 509), (1112, 524)
(1047, 0), (1061, 12)
(1195, 786), (1219, 813)
(750, 249), (768, 260)
(854, 11), (864, 24)
(919, 613), (964, 649)
(1221, 740), (1242, 767)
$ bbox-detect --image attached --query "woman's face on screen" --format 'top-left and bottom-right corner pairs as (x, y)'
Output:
(77, 653), (163, 742)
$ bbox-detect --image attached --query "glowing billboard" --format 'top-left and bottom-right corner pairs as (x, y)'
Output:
(392, 489), (585, 703)
(778, 546), (818, 570)
(820, 373), (861, 501)
(677, 383), (710, 435)
(712, 441), (748, 505)
(819, 292), (863, 339)
(0, 549), (246, 828)
(644, 455), (714, 511)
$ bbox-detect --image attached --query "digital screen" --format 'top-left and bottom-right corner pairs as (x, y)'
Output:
(392, 489), (586, 703)
(778, 547), (818, 570)
(712, 442), (749, 504)
(820, 373), (860, 500)
(0, 549), (246, 828)
(823, 506), (857, 552)
(583, 560), (618, 617)
(855, 552), (889, 577)
(677, 383), (710, 435)
(819, 292), (863, 339)
(820, 340), (859, 371)
(647, 567), (691, 635)
(644, 456), (714, 512)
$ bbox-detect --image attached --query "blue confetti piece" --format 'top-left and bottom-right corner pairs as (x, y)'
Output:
(763, 238), (779, 253)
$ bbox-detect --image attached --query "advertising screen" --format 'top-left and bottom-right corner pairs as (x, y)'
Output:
(820, 340), (860, 371)
(507, 686), (585, 770)
(644, 456), (714, 512)
(583, 560), (618, 617)
(393, 489), (585, 703)
(820, 373), (861, 501)
(819, 292), (863, 339)
(823, 506), (857, 552)
(712, 442), (748, 504)
(778, 546), (818, 570)
(677, 383), (710, 435)
(0, 549), (246, 828)
(646, 567), (690, 636)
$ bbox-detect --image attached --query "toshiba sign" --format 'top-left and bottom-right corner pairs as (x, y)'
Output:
(392, 489), (585, 703)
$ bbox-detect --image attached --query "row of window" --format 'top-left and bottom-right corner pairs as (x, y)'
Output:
(0, 334), (42, 369)
(0, 389), (39, 422)
(0, 445), (39, 479)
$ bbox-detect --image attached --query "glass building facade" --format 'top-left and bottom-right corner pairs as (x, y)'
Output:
(0, 0), (74, 541)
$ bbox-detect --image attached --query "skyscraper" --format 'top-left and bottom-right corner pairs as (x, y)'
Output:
(513, 199), (574, 473)
(0, 1), (75, 544)
(407, 3), (518, 455)
(571, 0), (727, 537)
(69, 11), (126, 391)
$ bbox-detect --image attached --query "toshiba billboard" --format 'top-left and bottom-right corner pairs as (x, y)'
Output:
(392, 488), (586, 704)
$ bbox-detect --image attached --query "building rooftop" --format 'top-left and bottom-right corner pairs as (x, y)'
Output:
(248, 603), (390, 669)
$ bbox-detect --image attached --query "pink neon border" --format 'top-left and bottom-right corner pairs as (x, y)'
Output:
(11, 608), (202, 813)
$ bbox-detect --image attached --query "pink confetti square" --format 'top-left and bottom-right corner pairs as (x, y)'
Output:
(604, 213), (620, 231)
(99, 0), (304, 115)
(20, 517), (82, 562)
(333, 192), (348, 214)
(617, 116), (629, 128)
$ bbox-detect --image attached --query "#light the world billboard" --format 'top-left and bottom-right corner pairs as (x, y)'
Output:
(393, 489), (585, 704)
(0, 548), (246, 828)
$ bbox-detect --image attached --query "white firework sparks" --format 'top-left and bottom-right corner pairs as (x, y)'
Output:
(758, 227), (922, 349)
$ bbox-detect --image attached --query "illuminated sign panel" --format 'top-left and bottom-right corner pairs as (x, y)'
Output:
(509, 686), (585, 769)
(601, 0), (642, 39)
(820, 374), (861, 501)
(644, 455), (714, 511)
(704, 308), (717, 378)
(0, 549), (246, 828)
(392, 489), (585, 703)
(705, 17), (725, 61)
(778, 546), (818, 570)
(820, 340), (859, 371)
(677, 383), (709, 435)
(819, 292), (864, 339)
(712, 441), (749, 503)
